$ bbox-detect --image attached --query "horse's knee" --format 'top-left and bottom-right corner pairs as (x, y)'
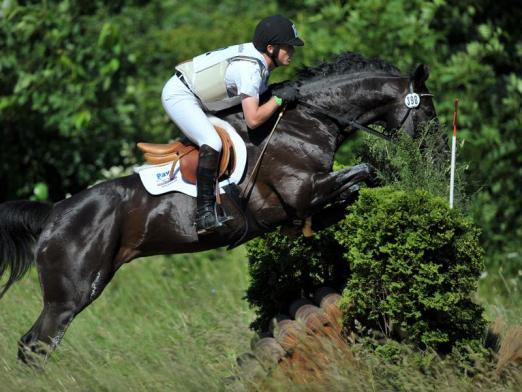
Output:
(354, 163), (377, 186)
(44, 301), (76, 323)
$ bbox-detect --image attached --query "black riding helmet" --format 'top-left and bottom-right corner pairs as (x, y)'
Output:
(253, 15), (304, 67)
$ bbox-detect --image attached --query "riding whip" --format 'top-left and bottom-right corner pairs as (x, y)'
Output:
(239, 103), (287, 200)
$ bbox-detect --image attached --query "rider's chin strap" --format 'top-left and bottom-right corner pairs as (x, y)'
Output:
(268, 45), (281, 68)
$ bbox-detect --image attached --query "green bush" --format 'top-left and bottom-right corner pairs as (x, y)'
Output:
(245, 227), (346, 332)
(337, 187), (486, 352)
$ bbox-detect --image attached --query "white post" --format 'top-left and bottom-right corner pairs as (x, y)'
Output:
(449, 99), (458, 209)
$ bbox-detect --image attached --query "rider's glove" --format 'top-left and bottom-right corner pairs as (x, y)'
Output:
(273, 85), (299, 104)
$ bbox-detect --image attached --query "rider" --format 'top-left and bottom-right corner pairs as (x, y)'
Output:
(161, 15), (303, 235)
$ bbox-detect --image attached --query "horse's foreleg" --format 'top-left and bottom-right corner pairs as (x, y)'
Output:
(308, 163), (375, 208)
(309, 185), (360, 230)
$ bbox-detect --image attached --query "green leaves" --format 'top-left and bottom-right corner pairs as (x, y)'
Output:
(0, 0), (519, 266)
(338, 187), (486, 352)
(0, 2), (146, 200)
(246, 227), (347, 331)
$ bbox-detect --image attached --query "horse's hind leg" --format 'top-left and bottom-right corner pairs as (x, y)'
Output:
(18, 302), (76, 366)
(18, 249), (114, 366)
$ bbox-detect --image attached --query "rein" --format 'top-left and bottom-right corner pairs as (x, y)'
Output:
(296, 80), (434, 142)
(229, 79), (433, 247)
(296, 100), (395, 141)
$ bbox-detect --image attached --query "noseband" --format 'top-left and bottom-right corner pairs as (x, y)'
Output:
(296, 79), (433, 141)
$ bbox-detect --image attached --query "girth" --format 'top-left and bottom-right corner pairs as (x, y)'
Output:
(137, 126), (235, 184)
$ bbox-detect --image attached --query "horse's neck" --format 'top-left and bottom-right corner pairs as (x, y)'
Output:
(302, 74), (404, 120)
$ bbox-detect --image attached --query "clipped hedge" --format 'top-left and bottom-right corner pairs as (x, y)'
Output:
(337, 187), (486, 352)
(246, 186), (486, 352)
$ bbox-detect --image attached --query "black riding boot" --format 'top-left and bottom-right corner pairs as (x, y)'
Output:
(195, 144), (223, 235)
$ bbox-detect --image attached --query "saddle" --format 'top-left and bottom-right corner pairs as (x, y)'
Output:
(137, 126), (235, 184)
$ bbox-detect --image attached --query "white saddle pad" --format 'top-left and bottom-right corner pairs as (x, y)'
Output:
(134, 115), (246, 197)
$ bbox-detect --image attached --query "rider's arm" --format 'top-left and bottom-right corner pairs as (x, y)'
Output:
(241, 95), (280, 129)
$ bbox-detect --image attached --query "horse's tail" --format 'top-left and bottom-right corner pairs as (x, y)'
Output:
(0, 200), (53, 299)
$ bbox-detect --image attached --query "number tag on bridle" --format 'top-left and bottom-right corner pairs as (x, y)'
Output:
(404, 93), (420, 108)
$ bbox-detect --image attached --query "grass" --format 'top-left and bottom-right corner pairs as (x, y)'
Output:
(477, 251), (522, 328)
(0, 247), (521, 391)
(0, 247), (254, 391)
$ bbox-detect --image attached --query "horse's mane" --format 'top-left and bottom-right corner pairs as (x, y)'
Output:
(295, 52), (401, 82)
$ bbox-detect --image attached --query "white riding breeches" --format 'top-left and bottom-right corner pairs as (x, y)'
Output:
(161, 75), (223, 151)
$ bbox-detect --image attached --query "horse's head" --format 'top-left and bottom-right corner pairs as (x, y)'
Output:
(293, 53), (438, 141)
(383, 64), (437, 138)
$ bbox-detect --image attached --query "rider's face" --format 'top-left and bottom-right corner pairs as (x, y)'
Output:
(277, 45), (295, 65)
(267, 44), (295, 66)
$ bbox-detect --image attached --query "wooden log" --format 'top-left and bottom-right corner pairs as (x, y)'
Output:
(246, 290), (351, 385)
(234, 352), (266, 383)
(496, 325), (522, 375)
(315, 287), (343, 331)
(249, 331), (272, 351)
(279, 349), (322, 384)
(295, 304), (329, 333)
(314, 286), (338, 303)
(252, 337), (286, 369)
(289, 298), (314, 319)
(273, 318), (302, 352)
(268, 313), (292, 336)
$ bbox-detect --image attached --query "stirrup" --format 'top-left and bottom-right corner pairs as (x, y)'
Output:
(196, 204), (233, 236)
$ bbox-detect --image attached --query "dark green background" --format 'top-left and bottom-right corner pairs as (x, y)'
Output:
(1, 0), (520, 269)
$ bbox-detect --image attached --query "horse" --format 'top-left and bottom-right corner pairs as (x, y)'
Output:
(0, 52), (438, 365)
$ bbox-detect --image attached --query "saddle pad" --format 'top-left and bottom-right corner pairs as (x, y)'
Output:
(134, 115), (246, 197)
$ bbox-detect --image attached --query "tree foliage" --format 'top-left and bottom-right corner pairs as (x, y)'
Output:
(246, 186), (487, 352)
(1, 0), (520, 261)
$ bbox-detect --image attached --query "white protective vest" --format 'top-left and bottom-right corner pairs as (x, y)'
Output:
(175, 42), (269, 112)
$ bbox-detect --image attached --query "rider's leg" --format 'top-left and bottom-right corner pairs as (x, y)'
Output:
(161, 75), (222, 151)
(161, 75), (226, 234)
(194, 144), (223, 234)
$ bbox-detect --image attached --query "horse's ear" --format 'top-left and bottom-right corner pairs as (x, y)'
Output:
(412, 64), (430, 85)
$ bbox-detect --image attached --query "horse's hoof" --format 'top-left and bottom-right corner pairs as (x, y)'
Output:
(363, 164), (379, 187)
(17, 341), (48, 369)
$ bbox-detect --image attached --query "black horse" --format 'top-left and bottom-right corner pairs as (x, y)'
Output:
(0, 53), (437, 365)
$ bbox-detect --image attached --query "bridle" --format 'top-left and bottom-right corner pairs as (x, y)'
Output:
(296, 79), (433, 141)
(397, 80), (434, 132)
